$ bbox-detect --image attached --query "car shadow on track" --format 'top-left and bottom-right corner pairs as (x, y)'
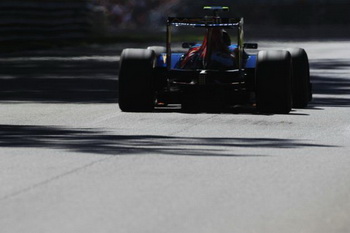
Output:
(0, 124), (336, 156)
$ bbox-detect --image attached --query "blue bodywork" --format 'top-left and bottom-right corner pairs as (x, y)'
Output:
(156, 44), (257, 69)
(245, 54), (257, 69)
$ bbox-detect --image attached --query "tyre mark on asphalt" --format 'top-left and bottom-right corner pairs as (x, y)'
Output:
(168, 114), (219, 136)
(0, 156), (115, 201)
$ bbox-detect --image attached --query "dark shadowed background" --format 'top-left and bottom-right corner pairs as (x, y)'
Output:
(0, 0), (349, 51)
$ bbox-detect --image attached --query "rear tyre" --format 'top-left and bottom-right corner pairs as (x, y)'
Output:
(256, 50), (292, 114)
(118, 49), (156, 112)
(287, 48), (312, 108)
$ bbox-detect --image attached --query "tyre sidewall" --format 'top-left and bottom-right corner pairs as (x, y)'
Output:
(119, 49), (156, 112)
(256, 50), (292, 114)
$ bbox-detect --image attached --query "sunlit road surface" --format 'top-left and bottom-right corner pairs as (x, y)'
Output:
(0, 41), (349, 233)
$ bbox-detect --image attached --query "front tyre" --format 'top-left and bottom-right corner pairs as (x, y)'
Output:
(118, 49), (156, 112)
(256, 50), (293, 114)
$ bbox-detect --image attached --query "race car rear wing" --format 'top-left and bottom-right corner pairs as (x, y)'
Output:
(167, 17), (241, 28)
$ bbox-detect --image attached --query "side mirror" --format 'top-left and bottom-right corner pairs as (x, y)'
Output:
(244, 43), (258, 49)
(182, 42), (196, 49)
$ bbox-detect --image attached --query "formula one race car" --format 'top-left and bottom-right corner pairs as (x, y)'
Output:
(118, 6), (312, 113)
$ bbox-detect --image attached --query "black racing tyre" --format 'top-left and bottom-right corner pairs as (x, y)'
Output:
(147, 46), (166, 56)
(118, 49), (156, 112)
(256, 50), (293, 114)
(287, 48), (312, 108)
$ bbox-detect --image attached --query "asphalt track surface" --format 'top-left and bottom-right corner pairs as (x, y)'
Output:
(0, 41), (350, 233)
